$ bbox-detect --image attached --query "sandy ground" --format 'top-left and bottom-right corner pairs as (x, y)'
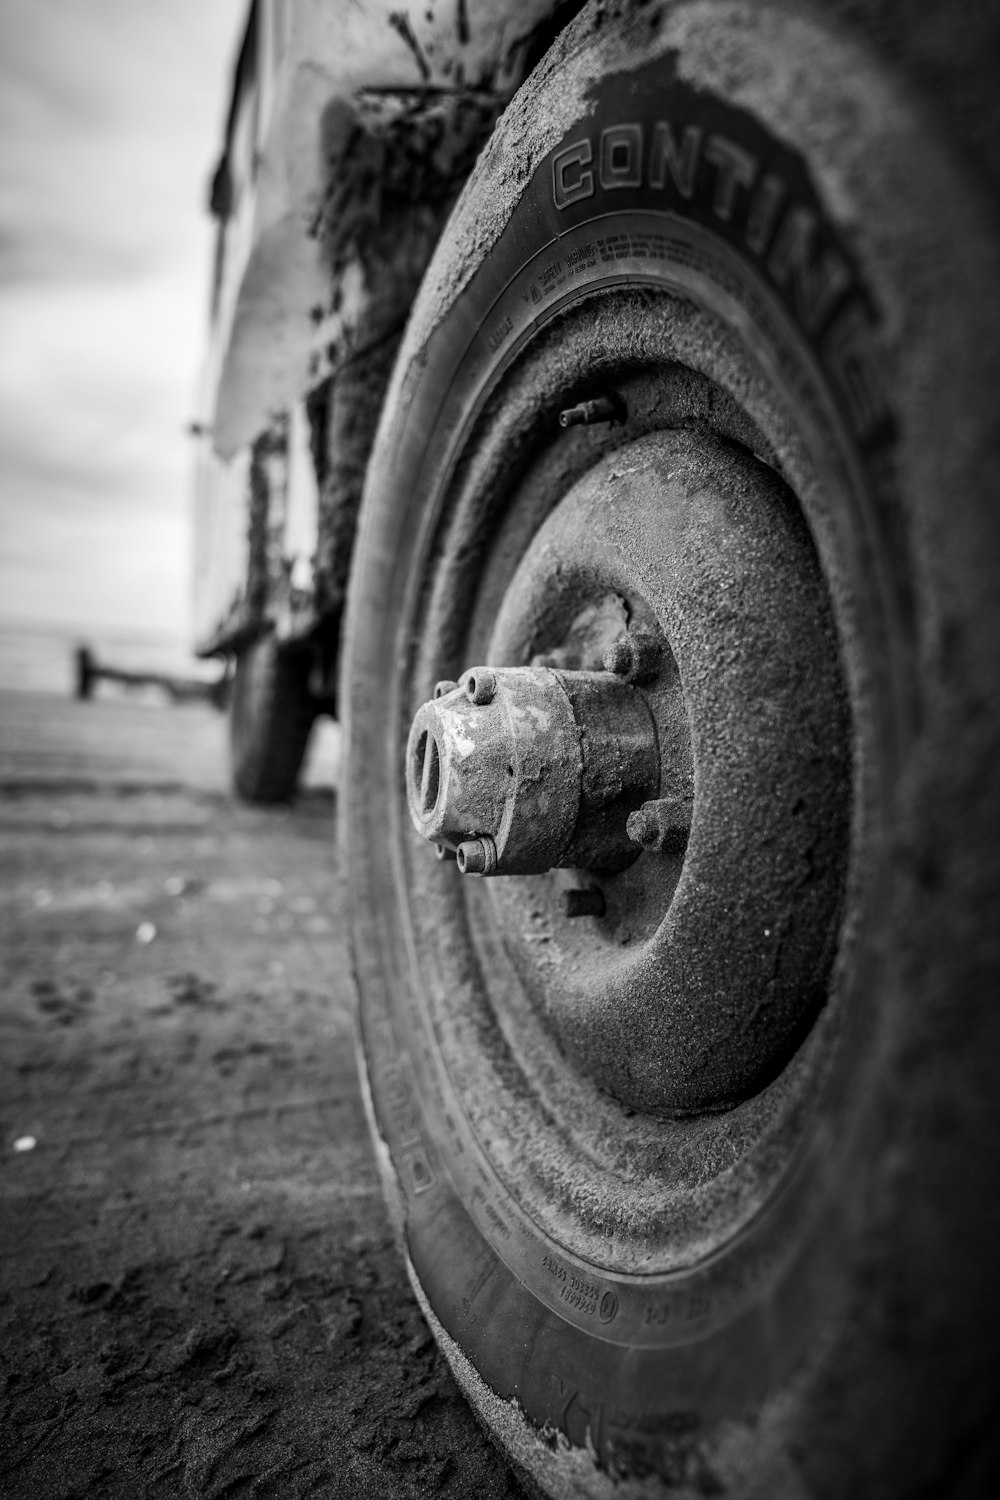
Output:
(0, 690), (524, 1499)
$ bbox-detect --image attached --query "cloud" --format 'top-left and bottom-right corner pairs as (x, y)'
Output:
(0, 225), (155, 288)
(0, 1), (245, 291)
(0, 270), (203, 630)
(0, 0), (246, 643)
(0, 506), (190, 634)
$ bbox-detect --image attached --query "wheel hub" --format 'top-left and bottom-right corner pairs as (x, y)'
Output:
(406, 659), (660, 875)
(404, 427), (852, 1115)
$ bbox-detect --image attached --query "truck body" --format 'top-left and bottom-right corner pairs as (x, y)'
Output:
(193, 0), (565, 674)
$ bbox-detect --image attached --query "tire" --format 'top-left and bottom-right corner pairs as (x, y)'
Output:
(343, 3), (1000, 1496)
(229, 631), (315, 803)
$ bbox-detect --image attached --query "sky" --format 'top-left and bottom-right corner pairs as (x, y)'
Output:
(0, 0), (246, 646)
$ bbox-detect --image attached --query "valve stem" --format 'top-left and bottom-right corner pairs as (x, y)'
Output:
(558, 395), (622, 428)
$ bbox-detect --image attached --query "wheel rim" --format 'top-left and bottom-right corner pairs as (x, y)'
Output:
(363, 272), (900, 1277)
(404, 424), (850, 1113)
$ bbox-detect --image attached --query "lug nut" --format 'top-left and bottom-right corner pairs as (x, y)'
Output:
(604, 630), (662, 683)
(456, 836), (498, 875)
(563, 886), (606, 919)
(558, 396), (622, 428)
(464, 668), (497, 706)
(626, 797), (692, 855)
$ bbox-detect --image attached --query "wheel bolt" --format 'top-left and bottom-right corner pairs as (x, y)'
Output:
(563, 886), (605, 919)
(456, 836), (498, 875)
(558, 396), (621, 428)
(464, 668), (496, 705)
(604, 630), (661, 683)
(626, 797), (692, 854)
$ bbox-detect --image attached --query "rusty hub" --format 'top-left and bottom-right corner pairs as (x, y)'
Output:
(406, 658), (659, 875)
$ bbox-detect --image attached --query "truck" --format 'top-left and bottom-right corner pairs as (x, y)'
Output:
(192, 3), (1000, 1494)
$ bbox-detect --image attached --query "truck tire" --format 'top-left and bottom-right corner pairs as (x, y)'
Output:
(229, 632), (314, 803)
(343, 3), (1000, 1495)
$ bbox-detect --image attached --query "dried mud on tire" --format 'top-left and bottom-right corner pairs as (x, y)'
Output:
(0, 693), (524, 1499)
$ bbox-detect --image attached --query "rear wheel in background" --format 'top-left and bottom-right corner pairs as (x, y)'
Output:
(343, 3), (1000, 1495)
(229, 631), (315, 803)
